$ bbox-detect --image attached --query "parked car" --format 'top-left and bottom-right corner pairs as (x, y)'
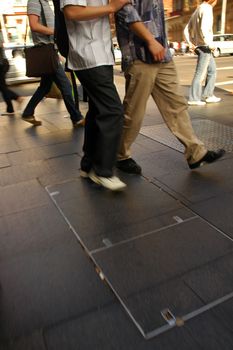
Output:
(213, 34), (233, 57)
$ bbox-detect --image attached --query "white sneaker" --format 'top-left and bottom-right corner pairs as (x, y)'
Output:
(89, 171), (126, 191)
(188, 100), (206, 106)
(205, 96), (221, 103)
(80, 169), (89, 178)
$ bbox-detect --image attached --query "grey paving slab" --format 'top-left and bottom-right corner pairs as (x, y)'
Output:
(184, 311), (233, 350)
(0, 205), (76, 262)
(45, 303), (201, 350)
(0, 180), (51, 217)
(7, 148), (47, 165)
(85, 207), (195, 252)
(0, 140), (20, 154)
(92, 218), (233, 335)
(125, 278), (204, 333)
(45, 154), (80, 173)
(138, 148), (187, 179)
(0, 154), (10, 168)
(38, 170), (80, 187)
(1, 331), (46, 350)
(15, 130), (78, 149)
(138, 150), (232, 203)
(213, 298), (233, 332)
(47, 176), (185, 251)
(0, 234), (113, 340)
(7, 141), (82, 165)
(184, 252), (233, 303)
(0, 160), (52, 186)
(191, 193), (233, 238)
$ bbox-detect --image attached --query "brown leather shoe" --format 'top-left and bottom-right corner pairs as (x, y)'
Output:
(22, 116), (42, 126)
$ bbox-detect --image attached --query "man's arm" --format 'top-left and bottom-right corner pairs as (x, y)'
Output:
(184, 23), (195, 51)
(28, 14), (54, 35)
(63, 0), (130, 21)
(129, 21), (166, 61)
(200, 6), (214, 48)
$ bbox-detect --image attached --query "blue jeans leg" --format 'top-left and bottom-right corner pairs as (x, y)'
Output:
(202, 55), (216, 98)
(189, 50), (213, 101)
(53, 64), (83, 123)
(22, 75), (53, 117)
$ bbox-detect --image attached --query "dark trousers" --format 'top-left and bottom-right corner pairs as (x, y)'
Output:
(0, 62), (19, 113)
(76, 65), (124, 177)
(23, 63), (82, 122)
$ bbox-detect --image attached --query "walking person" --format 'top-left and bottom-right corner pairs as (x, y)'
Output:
(184, 0), (221, 106)
(115, 0), (225, 175)
(0, 36), (23, 116)
(61, 0), (130, 191)
(22, 0), (84, 127)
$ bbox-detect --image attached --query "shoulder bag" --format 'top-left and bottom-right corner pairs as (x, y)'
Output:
(24, 1), (59, 77)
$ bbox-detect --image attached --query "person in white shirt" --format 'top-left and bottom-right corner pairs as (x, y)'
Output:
(60, 0), (129, 191)
(184, 0), (221, 105)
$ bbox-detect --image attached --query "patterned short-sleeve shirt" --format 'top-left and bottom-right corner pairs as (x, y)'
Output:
(115, 0), (172, 71)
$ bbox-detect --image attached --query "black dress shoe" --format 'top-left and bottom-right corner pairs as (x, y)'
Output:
(116, 158), (142, 174)
(189, 149), (225, 169)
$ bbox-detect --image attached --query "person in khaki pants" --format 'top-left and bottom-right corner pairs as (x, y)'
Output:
(115, 1), (225, 174)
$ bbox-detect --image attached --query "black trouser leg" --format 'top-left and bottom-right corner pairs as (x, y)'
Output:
(76, 65), (124, 177)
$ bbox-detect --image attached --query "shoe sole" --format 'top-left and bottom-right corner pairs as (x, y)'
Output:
(89, 172), (126, 191)
(22, 118), (42, 126)
(189, 150), (225, 169)
(80, 170), (89, 178)
(73, 119), (85, 127)
(2, 112), (15, 116)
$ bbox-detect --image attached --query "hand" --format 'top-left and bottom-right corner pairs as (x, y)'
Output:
(188, 43), (196, 53)
(109, 0), (131, 12)
(147, 39), (166, 61)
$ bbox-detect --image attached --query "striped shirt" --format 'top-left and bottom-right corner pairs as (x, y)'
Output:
(27, 0), (54, 45)
(60, 0), (114, 71)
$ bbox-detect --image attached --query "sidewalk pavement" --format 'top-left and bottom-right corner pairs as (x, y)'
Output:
(0, 80), (233, 350)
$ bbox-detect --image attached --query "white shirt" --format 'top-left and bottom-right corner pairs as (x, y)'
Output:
(184, 2), (214, 48)
(60, 0), (115, 70)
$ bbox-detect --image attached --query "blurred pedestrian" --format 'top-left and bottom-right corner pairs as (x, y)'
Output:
(0, 36), (23, 116)
(184, 0), (221, 106)
(61, 0), (130, 191)
(22, 0), (84, 127)
(114, 0), (225, 175)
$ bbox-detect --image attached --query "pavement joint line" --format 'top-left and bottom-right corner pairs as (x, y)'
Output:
(182, 291), (233, 322)
(144, 292), (233, 340)
(144, 176), (233, 244)
(90, 253), (147, 339)
(90, 216), (198, 255)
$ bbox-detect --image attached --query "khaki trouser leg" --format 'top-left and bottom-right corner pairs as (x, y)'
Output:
(151, 61), (207, 164)
(118, 61), (156, 160)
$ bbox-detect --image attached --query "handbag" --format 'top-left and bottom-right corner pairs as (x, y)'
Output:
(24, 0), (59, 77)
(24, 43), (59, 77)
